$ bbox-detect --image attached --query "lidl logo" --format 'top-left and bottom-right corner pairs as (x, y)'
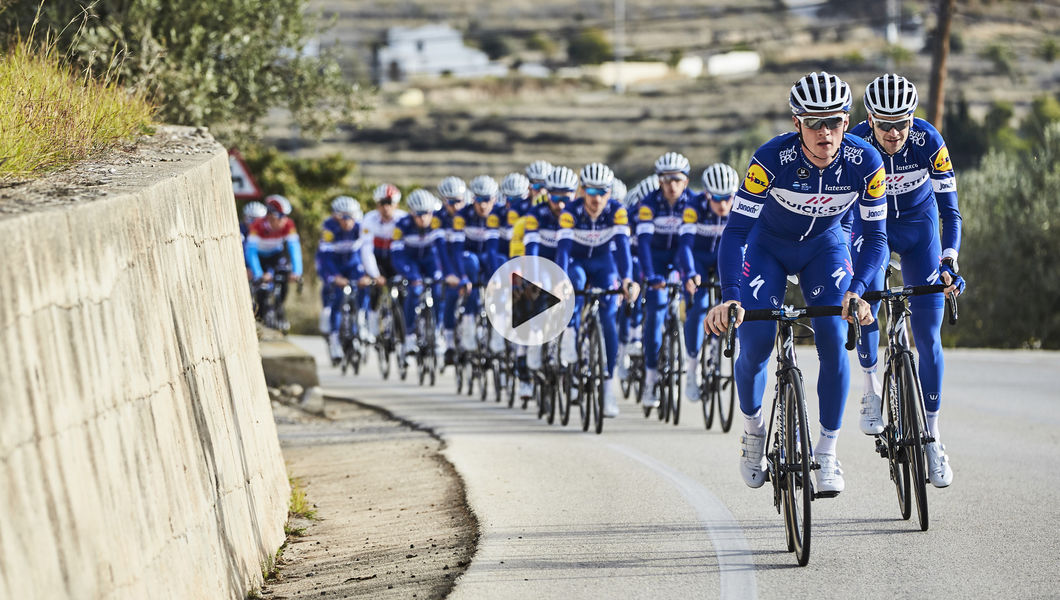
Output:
(933, 146), (952, 172)
(867, 167), (886, 198)
(613, 207), (629, 226)
(559, 213), (575, 228)
(637, 205), (654, 221)
(743, 164), (770, 195)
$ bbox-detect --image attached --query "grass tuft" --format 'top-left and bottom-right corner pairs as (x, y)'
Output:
(288, 476), (318, 520)
(0, 32), (155, 179)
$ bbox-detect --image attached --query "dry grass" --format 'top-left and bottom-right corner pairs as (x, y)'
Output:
(0, 36), (155, 179)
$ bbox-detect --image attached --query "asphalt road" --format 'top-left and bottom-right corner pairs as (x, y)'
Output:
(290, 336), (1060, 600)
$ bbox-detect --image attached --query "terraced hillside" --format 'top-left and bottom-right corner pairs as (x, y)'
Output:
(277, 0), (1060, 188)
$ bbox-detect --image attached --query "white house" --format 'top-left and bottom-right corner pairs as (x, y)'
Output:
(376, 24), (509, 83)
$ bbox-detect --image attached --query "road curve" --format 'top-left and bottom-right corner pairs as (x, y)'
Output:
(290, 336), (1060, 600)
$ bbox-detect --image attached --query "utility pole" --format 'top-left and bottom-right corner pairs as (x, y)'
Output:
(614, 0), (626, 93)
(928, 0), (956, 130)
(885, 0), (900, 71)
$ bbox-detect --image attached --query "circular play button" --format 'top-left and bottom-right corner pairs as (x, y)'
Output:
(484, 256), (575, 346)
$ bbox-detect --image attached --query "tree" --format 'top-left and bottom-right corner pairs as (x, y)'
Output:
(0, 0), (366, 143)
(567, 27), (612, 65)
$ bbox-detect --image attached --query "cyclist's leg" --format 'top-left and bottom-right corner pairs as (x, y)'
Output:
(562, 264), (587, 364)
(320, 277), (334, 335)
(800, 228), (854, 457)
(851, 218), (886, 397)
(459, 252), (481, 350)
(684, 254), (712, 359)
(403, 264), (425, 351)
(587, 260), (620, 378)
(735, 240), (788, 433)
(899, 212), (946, 439)
(642, 253), (672, 372)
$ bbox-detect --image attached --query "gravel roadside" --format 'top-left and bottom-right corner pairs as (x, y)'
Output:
(257, 397), (478, 599)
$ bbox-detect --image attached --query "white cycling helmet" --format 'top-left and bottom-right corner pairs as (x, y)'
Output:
(545, 166), (579, 192)
(864, 73), (918, 118)
(611, 179), (627, 204)
(406, 189), (438, 213)
(468, 175), (499, 200)
(525, 160), (554, 182)
(701, 163), (740, 197)
(372, 183), (401, 204)
(789, 71), (852, 115)
(580, 162), (615, 189)
(331, 195), (361, 218)
(654, 152), (691, 175)
(265, 194), (292, 215)
(242, 201), (267, 219)
(626, 175), (660, 208)
(437, 176), (467, 201)
(501, 172), (530, 199)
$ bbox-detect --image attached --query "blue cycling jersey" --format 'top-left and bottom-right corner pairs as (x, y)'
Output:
(678, 193), (728, 279)
(435, 206), (463, 277)
(635, 187), (697, 280)
(390, 214), (445, 281)
(452, 204), (502, 281)
(848, 117), (961, 260)
(316, 218), (368, 284)
(720, 131), (889, 301)
(555, 198), (632, 281)
(523, 202), (566, 261)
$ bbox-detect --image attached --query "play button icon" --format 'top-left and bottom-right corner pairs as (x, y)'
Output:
(485, 256), (575, 346)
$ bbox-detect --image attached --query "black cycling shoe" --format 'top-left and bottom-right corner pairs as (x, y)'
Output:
(444, 348), (456, 366)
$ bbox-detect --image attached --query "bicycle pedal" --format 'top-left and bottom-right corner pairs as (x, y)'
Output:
(814, 490), (840, 499)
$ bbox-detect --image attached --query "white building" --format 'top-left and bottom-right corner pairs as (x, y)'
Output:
(376, 24), (509, 83)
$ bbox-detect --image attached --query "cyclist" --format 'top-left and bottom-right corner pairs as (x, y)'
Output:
(451, 175), (506, 356)
(509, 160), (554, 258)
(679, 163), (739, 402)
(704, 71), (886, 495)
(616, 175), (657, 378)
(437, 176), (469, 362)
(246, 194), (303, 329)
(555, 163), (638, 418)
(361, 183), (408, 339)
(636, 152), (698, 409)
(240, 200), (268, 278)
(318, 195), (376, 365)
(390, 189), (446, 357)
(501, 172), (536, 400)
(849, 74), (965, 487)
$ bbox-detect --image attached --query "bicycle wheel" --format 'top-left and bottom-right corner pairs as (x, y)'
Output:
(588, 320), (606, 434)
(883, 358), (911, 520)
(899, 352), (929, 531)
(559, 365), (573, 426)
(781, 370), (813, 566)
(717, 340), (736, 433)
(700, 344), (715, 430)
(669, 316), (684, 426)
(658, 329), (674, 423)
(391, 296), (409, 382)
(424, 309), (437, 387)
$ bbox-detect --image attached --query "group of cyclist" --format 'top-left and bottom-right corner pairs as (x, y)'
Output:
(239, 69), (966, 502)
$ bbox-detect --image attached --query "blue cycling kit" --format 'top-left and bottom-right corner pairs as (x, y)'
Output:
(390, 215), (445, 331)
(636, 187), (697, 370)
(317, 217), (371, 333)
(678, 194), (728, 359)
(720, 131), (888, 431)
(848, 117), (962, 413)
(523, 202), (565, 262)
(555, 198), (632, 378)
(444, 204), (502, 329)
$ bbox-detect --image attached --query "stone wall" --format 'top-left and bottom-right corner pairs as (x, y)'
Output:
(0, 130), (289, 599)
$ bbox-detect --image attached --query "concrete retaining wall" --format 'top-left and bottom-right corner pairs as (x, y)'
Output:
(0, 131), (289, 599)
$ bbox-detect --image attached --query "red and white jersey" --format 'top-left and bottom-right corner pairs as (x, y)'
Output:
(362, 208), (408, 251)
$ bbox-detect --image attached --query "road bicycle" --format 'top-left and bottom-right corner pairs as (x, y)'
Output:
(723, 299), (859, 566)
(374, 279), (407, 381)
(644, 282), (684, 425)
(862, 262), (958, 532)
(619, 296), (645, 404)
(572, 287), (624, 434)
(253, 270), (298, 333)
(698, 275), (735, 432)
(407, 277), (439, 387)
(336, 283), (365, 376)
(533, 337), (570, 426)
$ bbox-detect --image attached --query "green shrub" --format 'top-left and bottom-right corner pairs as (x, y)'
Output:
(568, 27), (612, 65)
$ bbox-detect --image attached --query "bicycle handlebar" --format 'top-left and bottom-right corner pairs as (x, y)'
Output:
(862, 283), (958, 325)
(846, 298), (860, 351)
(722, 302), (861, 357)
(723, 303), (739, 358)
(574, 287), (625, 297)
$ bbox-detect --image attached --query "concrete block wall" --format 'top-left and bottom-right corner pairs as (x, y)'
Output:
(0, 132), (289, 599)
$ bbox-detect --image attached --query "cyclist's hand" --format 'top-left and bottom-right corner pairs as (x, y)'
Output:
(842, 291), (874, 326)
(262, 272), (274, 283)
(461, 281), (472, 296)
(685, 274), (701, 296)
(705, 300), (743, 336)
(647, 275), (665, 290)
(444, 274), (461, 287)
(939, 264), (965, 297)
(357, 275), (373, 287)
(333, 275), (350, 287)
(622, 278), (640, 302)
(375, 276), (387, 286)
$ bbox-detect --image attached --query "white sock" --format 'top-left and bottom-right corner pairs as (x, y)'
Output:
(444, 329), (455, 348)
(926, 410), (940, 441)
(863, 364), (882, 397)
(817, 426), (839, 456)
(743, 408), (765, 436)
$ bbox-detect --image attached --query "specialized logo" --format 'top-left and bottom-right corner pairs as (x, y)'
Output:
(559, 213), (575, 229)
(750, 274), (765, 300)
(867, 167), (886, 198)
(638, 205), (654, 221)
(853, 234), (864, 254)
(831, 267), (847, 289)
(928, 269), (940, 284)
(933, 146), (953, 172)
(743, 164), (770, 195)
(779, 146), (798, 165)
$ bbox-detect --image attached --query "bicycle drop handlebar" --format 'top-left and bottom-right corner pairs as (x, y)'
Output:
(862, 283), (959, 326)
(722, 300), (862, 358)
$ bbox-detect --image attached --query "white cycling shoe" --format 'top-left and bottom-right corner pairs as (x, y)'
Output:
(860, 392), (884, 435)
(641, 369), (659, 409)
(926, 441), (953, 488)
(327, 332), (343, 365)
(684, 355), (701, 403)
(740, 432), (767, 488)
(603, 378), (619, 418)
(560, 327), (577, 365)
(616, 343), (628, 379)
(518, 381), (533, 400)
(814, 453), (845, 495)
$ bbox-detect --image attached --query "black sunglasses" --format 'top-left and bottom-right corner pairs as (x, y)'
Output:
(797, 114), (845, 130)
(873, 118), (912, 132)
